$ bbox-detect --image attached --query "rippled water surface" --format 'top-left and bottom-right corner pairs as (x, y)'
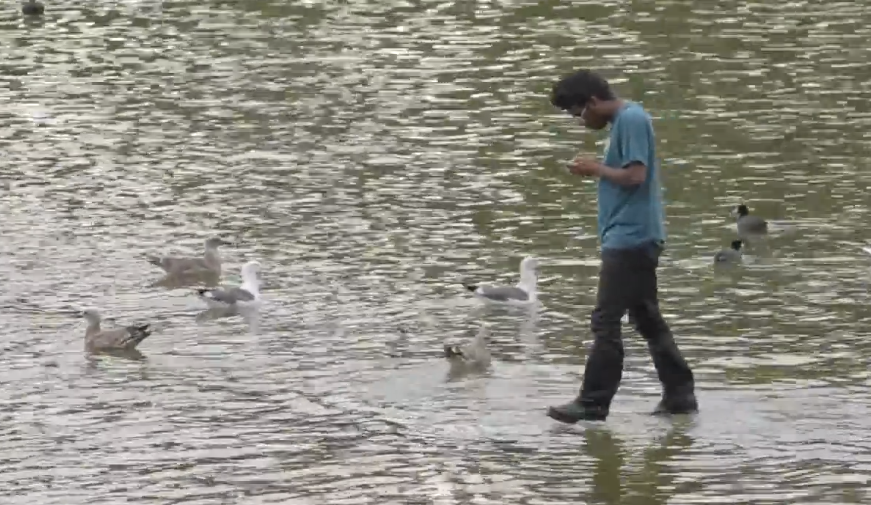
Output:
(3, 1), (871, 503)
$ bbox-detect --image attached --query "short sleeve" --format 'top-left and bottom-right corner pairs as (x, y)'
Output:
(616, 111), (653, 168)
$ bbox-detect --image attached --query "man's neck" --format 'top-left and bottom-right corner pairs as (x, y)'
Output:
(606, 99), (626, 124)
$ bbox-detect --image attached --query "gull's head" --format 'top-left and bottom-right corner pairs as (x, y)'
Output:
(520, 256), (540, 277)
(205, 237), (232, 250)
(81, 308), (102, 324)
(241, 260), (262, 282)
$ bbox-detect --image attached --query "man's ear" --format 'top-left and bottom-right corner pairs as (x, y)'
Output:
(586, 96), (602, 110)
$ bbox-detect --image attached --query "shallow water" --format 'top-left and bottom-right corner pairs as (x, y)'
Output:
(2, 1), (871, 503)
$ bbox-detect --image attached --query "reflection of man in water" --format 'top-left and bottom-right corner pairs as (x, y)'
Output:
(546, 69), (698, 422)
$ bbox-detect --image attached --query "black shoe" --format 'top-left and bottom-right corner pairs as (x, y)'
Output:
(547, 400), (608, 423)
(652, 392), (698, 416)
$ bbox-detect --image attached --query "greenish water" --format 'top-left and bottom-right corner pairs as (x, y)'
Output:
(1, 1), (870, 503)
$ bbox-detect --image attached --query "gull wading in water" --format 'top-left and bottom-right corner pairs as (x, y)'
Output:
(196, 260), (262, 314)
(147, 237), (232, 277)
(444, 326), (492, 378)
(463, 257), (539, 305)
(81, 308), (152, 354)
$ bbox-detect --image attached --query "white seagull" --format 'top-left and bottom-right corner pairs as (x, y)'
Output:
(196, 260), (262, 313)
(462, 256), (539, 305)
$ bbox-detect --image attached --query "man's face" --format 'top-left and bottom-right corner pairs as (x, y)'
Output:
(568, 97), (609, 130)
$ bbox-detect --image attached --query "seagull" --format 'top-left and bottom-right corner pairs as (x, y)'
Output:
(196, 260), (262, 313)
(463, 257), (539, 305)
(147, 237), (232, 277)
(81, 309), (152, 353)
(444, 326), (492, 377)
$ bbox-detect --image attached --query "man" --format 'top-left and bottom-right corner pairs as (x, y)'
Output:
(546, 69), (698, 423)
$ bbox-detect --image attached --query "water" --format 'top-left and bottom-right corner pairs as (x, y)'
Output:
(1, 1), (871, 503)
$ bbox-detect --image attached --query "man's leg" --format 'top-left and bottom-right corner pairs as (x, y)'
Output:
(547, 248), (637, 423)
(628, 244), (697, 414)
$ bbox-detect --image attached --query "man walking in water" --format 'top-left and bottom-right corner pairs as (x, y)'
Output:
(546, 69), (698, 422)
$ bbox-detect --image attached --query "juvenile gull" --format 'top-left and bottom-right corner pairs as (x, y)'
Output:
(196, 260), (262, 311)
(147, 237), (231, 277)
(81, 309), (152, 353)
(732, 204), (768, 236)
(463, 256), (539, 305)
(444, 326), (492, 377)
(714, 239), (743, 265)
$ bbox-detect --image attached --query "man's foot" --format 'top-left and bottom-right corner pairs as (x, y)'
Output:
(547, 400), (608, 423)
(652, 392), (698, 416)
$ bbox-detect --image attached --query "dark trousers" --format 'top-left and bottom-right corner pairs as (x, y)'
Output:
(579, 241), (695, 410)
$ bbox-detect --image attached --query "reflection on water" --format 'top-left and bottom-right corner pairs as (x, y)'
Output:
(87, 347), (147, 363)
(1, 0), (871, 503)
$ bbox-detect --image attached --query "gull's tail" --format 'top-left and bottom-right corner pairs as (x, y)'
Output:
(443, 344), (464, 359)
(126, 324), (152, 348)
(462, 283), (478, 293)
(196, 288), (215, 300)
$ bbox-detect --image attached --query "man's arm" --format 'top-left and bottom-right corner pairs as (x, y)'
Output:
(597, 112), (653, 187)
(598, 162), (646, 186)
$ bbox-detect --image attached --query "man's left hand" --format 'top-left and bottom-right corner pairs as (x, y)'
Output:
(567, 158), (602, 177)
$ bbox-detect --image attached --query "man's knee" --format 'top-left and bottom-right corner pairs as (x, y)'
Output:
(595, 253), (632, 334)
(631, 300), (668, 335)
(590, 306), (624, 343)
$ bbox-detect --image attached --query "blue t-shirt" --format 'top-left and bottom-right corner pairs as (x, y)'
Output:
(597, 102), (665, 250)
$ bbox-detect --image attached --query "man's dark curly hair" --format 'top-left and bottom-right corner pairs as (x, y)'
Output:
(550, 70), (615, 111)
